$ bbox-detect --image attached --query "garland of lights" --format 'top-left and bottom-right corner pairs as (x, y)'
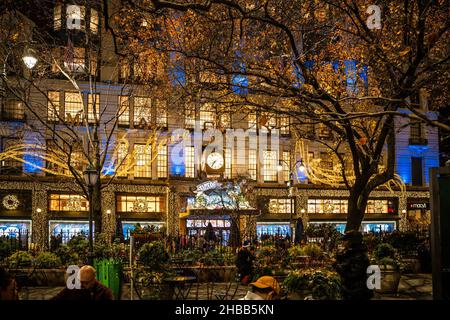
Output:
(295, 139), (406, 196)
(2, 194), (20, 210)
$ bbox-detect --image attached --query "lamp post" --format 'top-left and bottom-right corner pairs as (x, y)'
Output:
(83, 164), (99, 266)
(278, 159), (306, 243)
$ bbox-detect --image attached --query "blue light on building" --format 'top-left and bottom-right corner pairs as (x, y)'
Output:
(232, 52), (248, 95)
(169, 52), (186, 86)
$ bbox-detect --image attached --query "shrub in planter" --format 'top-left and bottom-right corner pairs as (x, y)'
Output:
(283, 269), (341, 300)
(302, 243), (324, 259)
(67, 235), (89, 261)
(54, 245), (81, 266)
(138, 241), (169, 270)
(34, 252), (62, 269)
(372, 243), (402, 294)
(8, 251), (33, 268)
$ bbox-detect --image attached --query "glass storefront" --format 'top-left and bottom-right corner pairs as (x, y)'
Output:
(309, 221), (396, 234)
(49, 220), (91, 244)
(257, 223), (291, 238)
(0, 220), (31, 237)
(186, 217), (231, 245)
(122, 221), (165, 240)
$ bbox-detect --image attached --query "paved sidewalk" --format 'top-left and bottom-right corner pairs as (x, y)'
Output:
(20, 273), (432, 300)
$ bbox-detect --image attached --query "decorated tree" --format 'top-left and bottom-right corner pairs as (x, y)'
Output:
(108, 0), (449, 299)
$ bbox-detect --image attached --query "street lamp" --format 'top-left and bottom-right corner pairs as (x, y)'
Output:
(22, 48), (38, 69)
(83, 164), (99, 266)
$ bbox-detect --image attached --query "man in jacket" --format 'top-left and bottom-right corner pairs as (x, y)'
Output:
(51, 265), (114, 300)
(235, 240), (254, 284)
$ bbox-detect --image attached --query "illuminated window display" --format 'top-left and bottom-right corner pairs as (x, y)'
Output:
(116, 195), (165, 213)
(49, 194), (88, 212)
(49, 220), (90, 244)
(268, 198), (293, 214)
(0, 220), (31, 238)
(257, 223), (291, 238)
(309, 221), (396, 234)
(308, 198), (396, 214)
(122, 221), (165, 239)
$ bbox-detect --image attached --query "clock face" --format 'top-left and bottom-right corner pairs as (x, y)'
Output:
(206, 152), (224, 170)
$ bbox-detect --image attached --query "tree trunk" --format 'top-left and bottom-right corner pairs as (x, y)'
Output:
(333, 190), (373, 300)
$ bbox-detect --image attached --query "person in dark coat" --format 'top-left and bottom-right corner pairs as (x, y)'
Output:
(236, 240), (255, 284)
(51, 265), (114, 300)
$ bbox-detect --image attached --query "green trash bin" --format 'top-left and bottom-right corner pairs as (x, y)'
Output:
(94, 258), (122, 299)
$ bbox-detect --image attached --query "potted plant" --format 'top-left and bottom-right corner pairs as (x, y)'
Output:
(372, 243), (402, 294)
(283, 268), (341, 300)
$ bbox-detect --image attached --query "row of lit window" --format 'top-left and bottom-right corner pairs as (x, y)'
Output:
(49, 194), (165, 213)
(307, 199), (395, 214)
(54, 3), (99, 34)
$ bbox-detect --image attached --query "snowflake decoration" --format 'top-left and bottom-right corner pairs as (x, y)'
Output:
(66, 198), (82, 211)
(2, 195), (20, 210)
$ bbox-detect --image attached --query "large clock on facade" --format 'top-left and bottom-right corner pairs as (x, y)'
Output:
(205, 152), (225, 174)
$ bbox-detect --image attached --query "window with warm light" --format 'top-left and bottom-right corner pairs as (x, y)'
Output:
(64, 92), (83, 121)
(280, 116), (290, 135)
(268, 198), (293, 214)
(90, 9), (99, 34)
(224, 148), (232, 178)
(66, 5), (85, 31)
(185, 103), (196, 129)
(134, 144), (152, 178)
(248, 113), (257, 131)
(155, 99), (168, 128)
(157, 144), (168, 178)
(134, 97), (152, 127)
(185, 146), (195, 178)
(199, 104), (215, 130)
(54, 3), (62, 30)
(49, 194), (88, 211)
(64, 47), (86, 73)
(263, 150), (278, 182)
(282, 151), (290, 182)
(116, 195), (165, 213)
(118, 96), (130, 126)
(87, 93), (99, 123)
(248, 149), (257, 180)
(307, 199), (348, 214)
(47, 91), (60, 122)
(116, 142), (128, 177)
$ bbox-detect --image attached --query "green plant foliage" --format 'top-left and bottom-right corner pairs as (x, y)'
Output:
(385, 231), (420, 255)
(34, 252), (62, 269)
(138, 241), (169, 270)
(67, 235), (89, 256)
(54, 245), (81, 266)
(374, 243), (396, 260)
(8, 251), (33, 268)
(283, 269), (342, 300)
(0, 237), (20, 261)
(301, 243), (324, 259)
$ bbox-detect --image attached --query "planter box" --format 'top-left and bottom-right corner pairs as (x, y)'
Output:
(182, 266), (237, 282)
(374, 266), (401, 294)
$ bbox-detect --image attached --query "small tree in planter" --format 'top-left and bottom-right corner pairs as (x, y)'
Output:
(372, 243), (402, 294)
(137, 241), (170, 271)
(7, 251), (33, 269)
(283, 268), (342, 300)
(34, 252), (62, 269)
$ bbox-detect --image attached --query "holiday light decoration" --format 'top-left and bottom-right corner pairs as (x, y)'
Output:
(294, 139), (406, 195)
(2, 194), (20, 210)
(0, 128), (164, 180)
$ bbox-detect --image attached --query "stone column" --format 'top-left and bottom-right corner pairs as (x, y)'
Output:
(101, 190), (116, 238)
(398, 194), (408, 231)
(167, 187), (180, 237)
(32, 189), (48, 251)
